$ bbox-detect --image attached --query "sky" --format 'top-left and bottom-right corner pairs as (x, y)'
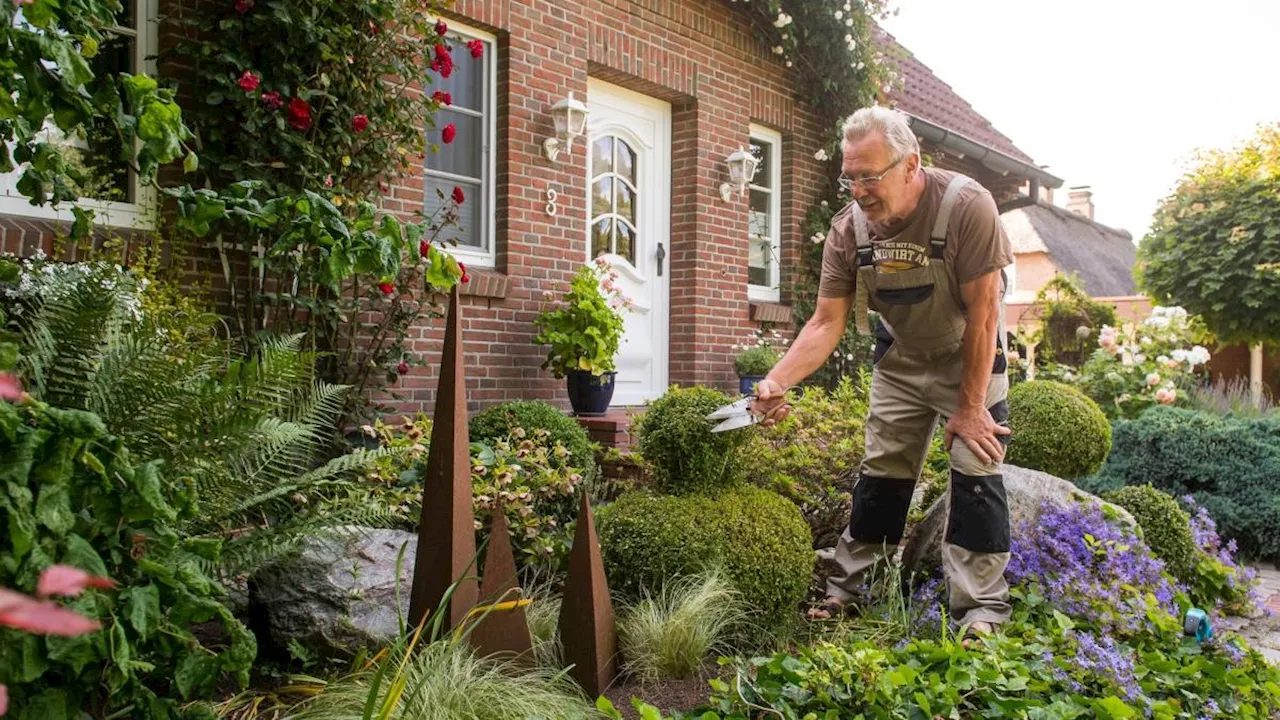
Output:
(879, 0), (1280, 242)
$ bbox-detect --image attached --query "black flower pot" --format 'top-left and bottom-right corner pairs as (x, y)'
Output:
(567, 370), (616, 416)
(739, 375), (765, 395)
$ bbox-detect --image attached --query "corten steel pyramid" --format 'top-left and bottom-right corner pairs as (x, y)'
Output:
(558, 494), (618, 697)
(408, 283), (479, 630)
(467, 509), (534, 662)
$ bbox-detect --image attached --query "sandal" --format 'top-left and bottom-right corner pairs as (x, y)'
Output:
(960, 620), (997, 649)
(807, 596), (858, 621)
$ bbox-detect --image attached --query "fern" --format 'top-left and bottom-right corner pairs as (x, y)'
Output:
(8, 260), (385, 579)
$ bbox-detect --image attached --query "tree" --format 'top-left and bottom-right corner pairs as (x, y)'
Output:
(1137, 122), (1280, 405)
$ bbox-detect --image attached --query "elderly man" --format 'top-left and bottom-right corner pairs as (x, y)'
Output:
(753, 106), (1013, 644)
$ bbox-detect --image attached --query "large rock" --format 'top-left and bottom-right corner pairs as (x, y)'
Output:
(248, 527), (419, 660)
(899, 465), (1135, 577)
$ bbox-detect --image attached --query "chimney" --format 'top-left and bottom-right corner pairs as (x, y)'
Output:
(1067, 186), (1094, 221)
(1038, 184), (1054, 205)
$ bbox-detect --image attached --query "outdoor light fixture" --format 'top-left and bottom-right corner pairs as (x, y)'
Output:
(719, 145), (760, 201)
(543, 92), (590, 163)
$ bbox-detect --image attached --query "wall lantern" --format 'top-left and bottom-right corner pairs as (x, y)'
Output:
(543, 92), (590, 163)
(719, 146), (760, 201)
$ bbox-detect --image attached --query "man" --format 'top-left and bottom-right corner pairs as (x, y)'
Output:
(753, 106), (1013, 645)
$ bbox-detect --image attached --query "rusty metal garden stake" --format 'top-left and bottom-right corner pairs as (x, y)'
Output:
(558, 494), (618, 697)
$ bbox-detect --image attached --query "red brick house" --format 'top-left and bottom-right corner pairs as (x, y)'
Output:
(0, 2), (1062, 441)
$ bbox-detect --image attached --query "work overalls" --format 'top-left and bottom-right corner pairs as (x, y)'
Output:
(826, 175), (1013, 627)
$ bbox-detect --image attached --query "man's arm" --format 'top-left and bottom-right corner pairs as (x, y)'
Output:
(944, 269), (1008, 464)
(753, 294), (852, 424)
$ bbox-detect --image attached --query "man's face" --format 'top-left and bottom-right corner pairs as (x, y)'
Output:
(840, 132), (918, 223)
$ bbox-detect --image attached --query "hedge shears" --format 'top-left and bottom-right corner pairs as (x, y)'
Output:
(706, 386), (803, 433)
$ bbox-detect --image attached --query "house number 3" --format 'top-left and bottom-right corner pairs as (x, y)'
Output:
(545, 187), (559, 217)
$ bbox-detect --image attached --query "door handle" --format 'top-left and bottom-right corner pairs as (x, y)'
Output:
(656, 242), (666, 277)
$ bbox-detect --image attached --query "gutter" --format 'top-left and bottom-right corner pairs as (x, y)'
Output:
(904, 114), (1064, 196)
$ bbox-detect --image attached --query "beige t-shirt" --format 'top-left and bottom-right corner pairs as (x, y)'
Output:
(818, 167), (1012, 299)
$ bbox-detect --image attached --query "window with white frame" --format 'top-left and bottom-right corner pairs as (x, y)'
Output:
(424, 20), (496, 267)
(0, 0), (158, 228)
(747, 125), (782, 302)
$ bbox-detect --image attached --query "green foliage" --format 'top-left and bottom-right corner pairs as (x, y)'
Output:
(1, 0), (194, 233)
(3, 258), (392, 577)
(1138, 122), (1280, 347)
(1007, 380), (1112, 479)
(1092, 405), (1280, 563)
(634, 385), (752, 495)
(617, 568), (747, 683)
(1102, 485), (1197, 584)
(469, 400), (599, 487)
(0, 400), (255, 719)
(533, 261), (632, 378)
(597, 486), (813, 633)
(1025, 275), (1119, 365)
(733, 345), (780, 377)
(1034, 306), (1212, 421)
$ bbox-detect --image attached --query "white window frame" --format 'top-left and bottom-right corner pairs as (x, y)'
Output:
(0, 0), (159, 230)
(423, 18), (497, 268)
(747, 124), (783, 303)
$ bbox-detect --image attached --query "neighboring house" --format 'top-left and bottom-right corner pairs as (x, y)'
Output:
(0, 2), (1063, 447)
(1000, 186), (1151, 327)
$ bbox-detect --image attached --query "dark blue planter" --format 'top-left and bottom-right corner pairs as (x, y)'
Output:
(567, 370), (617, 416)
(739, 375), (765, 395)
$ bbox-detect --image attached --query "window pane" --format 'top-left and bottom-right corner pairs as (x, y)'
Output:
(615, 181), (635, 224)
(427, 176), (482, 249)
(749, 188), (772, 284)
(592, 137), (613, 179)
(591, 177), (613, 218)
(427, 109), (481, 178)
(592, 218), (612, 259)
(433, 37), (485, 111)
(749, 188), (771, 247)
(616, 140), (636, 185)
(748, 261), (768, 287)
(76, 33), (136, 202)
(615, 220), (635, 265)
(116, 0), (136, 28)
(749, 138), (771, 189)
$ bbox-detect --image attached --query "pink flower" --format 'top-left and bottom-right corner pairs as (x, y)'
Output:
(594, 257), (608, 268)
(0, 373), (22, 402)
(352, 114), (369, 132)
(36, 565), (117, 598)
(261, 91), (283, 109)
(0, 588), (101, 636)
(442, 123), (456, 144)
(1, 684), (7, 716)
(451, 186), (465, 204)
(1155, 387), (1177, 405)
(467, 39), (484, 58)
(237, 70), (259, 92)
(234, 0), (254, 13)
(431, 90), (453, 106)
(324, 174), (334, 188)
(1146, 372), (1161, 387)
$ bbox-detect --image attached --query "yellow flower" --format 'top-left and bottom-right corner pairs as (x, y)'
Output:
(332, 195), (344, 207)
(341, 155), (352, 167)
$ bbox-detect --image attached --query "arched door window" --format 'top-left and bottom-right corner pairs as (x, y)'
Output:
(589, 135), (638, 265)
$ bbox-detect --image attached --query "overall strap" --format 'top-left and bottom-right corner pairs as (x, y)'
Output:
(850, 204), (875, 335)
(929, 175), (973, 259)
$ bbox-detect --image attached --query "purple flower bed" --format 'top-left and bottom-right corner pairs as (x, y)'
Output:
(1181, 494), (1268, 615)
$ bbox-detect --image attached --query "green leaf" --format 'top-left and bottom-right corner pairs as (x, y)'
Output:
(62, 534), (109, 577)
(184, 150), (199, 173)
(17, 686), (69, 720)
(40, 36), (95, 89)
(1094, 696), (1135, 719)
(175, 651), (220, 700)
(70, 207), (94, 241)
(35, 481), (75, 535)
(124, 585), (161, 640)
(1053, 609), (1076, 632)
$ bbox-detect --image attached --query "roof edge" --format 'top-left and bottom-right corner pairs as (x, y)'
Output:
(905, 114), (1064, 189)
(1026, 198), (1134, 241)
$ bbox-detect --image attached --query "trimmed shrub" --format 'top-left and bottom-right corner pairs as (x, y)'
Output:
(1102, 484), (1197, 582)
(1007, 380), (1112, 479)
(597, 486), (813, 631)
(1091, 405), (1280, 563)
(634, 385), (751, 495)
(469, 400), (598, 485)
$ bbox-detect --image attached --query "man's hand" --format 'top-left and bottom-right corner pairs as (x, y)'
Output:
(751, 378), (791, 427)
(944, 405), (1010, 466)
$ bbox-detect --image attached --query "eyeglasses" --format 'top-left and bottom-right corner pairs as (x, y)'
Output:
(838, 155), (905, 191)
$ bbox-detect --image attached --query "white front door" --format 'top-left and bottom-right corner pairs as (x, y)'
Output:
(585, 79), (671, 407)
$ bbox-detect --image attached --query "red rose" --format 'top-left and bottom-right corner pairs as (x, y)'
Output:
(431, 44), (454, 78)
(419, 240), (431, 258)
(451, 186), (465, 204)
(396, 361), (409, 375)
(459, 262), (469, 284)
(431, 90), (452, 106)
(352, 114), (369, 132)
(237, 70), (259, 92)
(287, 97), (312, 131)
(435, 20), (448, 36)
(234, 0), (254, 13)
(378, 281), (395, 296)
(441, 123), (456, 144)
(467, 39), (484, 58)
(368, 20), (380, 34)
(261, 91), (283, 109)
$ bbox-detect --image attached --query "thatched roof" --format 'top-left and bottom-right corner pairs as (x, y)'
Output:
(1001, 201), (1139, 297)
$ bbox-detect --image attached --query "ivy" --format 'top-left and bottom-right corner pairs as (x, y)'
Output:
(1138, 122), (1280, 347)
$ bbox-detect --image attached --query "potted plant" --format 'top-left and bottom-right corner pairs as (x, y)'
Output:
(732, 328), (786, 395)
(534, 259), (633, 416)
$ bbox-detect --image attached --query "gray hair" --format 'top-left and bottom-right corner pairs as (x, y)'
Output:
(841, 106), (919, 161)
